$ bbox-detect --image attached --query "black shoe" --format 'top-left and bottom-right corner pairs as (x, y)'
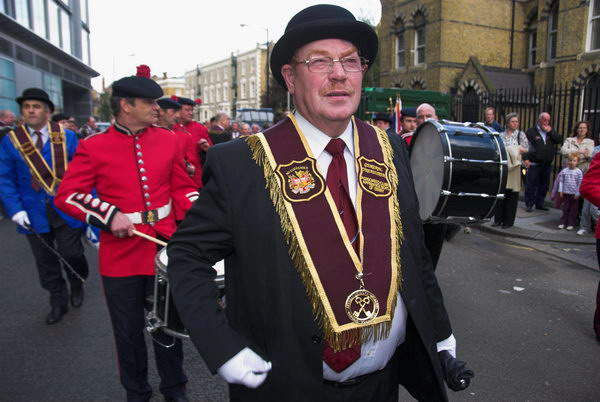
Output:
(70, 285), (84, 308)
(525, 206), (533, 212)
(535, 205), (549, 211)
(501, 224), (513, 229)
(46, 305), (68, 325)
(491, 222), (502, 227)
(164, 396), (189, 402)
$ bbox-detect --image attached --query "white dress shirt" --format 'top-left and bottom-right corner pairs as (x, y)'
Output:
(27, 124), (49, 147)
(293, 112), (456, 382)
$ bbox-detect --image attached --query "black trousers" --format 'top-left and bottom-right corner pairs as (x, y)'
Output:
(423, 222), (447, 271)
(524, 164), (551, 208)
(25, 206), (88, 308)
(102, 275), (187, 402)
(494, 189), (520, 227)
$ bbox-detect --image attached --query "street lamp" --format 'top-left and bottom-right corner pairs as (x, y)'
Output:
(240, 24), (270, 108)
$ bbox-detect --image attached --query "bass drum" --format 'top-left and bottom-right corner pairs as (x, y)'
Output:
(410, 120), (508, 222)
(146, 248), (225, 339)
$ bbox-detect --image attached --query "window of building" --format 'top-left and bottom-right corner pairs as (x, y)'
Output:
(223, 83), (228, 101)
(588, 0), (600, 51)
(250, 80), (255, 98)
(250, 58), (255, 73)
(583, 73), (600, 140)
(0, 58), (17, 114)
(241, 80), (247, 99)
(82, 0), (89, 26)
(395, 20), (405, 69)
(0, 1), (5, 13)
(43, 73), (63, 110)
(547, 2), (559, 60)
(241, 60), (246, 76)
(527, 15), (538, 67)
(59, 7), (71, 54)
(414, 12), (426, 65)
(31, 0), (47, 38)
(48, 1), (61, 47)
(81, 29), (90, 64)
(15, 0), (30, 28)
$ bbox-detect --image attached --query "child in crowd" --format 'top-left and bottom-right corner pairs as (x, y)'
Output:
(558, 153), (584, 230)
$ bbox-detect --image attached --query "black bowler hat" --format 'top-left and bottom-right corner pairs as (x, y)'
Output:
(112, 65), (163, 99)
(270, 4), (378, 90)
(175, 96), (198, 107)
(401, 107), (417, 118)
(16, 88), (55, 112)
(51, 113), (69, 122)
(373, 113), (392, 124)
(157, 97), (182, 110)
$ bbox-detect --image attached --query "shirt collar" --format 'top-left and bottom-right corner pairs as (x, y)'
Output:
(26, 124), (49, 136)
(114, 120), (147, 136)
(294, 111), (354, 159)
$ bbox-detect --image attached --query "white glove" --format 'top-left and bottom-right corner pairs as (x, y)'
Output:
(217, 347), (272, 389)
(12, 211), (31, 229)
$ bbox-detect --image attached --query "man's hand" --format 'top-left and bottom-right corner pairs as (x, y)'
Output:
(217, 347), (272, 389)
(519, 146), (528, 154)
(524, 160), (531, 169)
(438, 350), (474, 392)
(110, 211), (134, 238)
(541, 124), (552, 133)
(11, 211), (30, 229)
(199, 139), (210, 152)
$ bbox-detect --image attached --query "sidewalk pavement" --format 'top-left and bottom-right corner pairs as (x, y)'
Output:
(475, 200), (598, 270)
(477, 201), (596, 245)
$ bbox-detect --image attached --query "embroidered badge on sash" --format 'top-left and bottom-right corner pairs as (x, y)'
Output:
(275, 158), (324, 202)
(357, 156), (392, 197)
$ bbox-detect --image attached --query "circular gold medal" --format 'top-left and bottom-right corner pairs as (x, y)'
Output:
(345, 289), (380, 324)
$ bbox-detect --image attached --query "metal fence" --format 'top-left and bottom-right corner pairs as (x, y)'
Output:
(452, 81), (600, 178)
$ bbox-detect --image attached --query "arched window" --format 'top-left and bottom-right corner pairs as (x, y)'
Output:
(414, 12), (426, 65)
(527, 13), (538, 67)
(583, 73), (600, 142)
(394, 19), (406, 69)
(462, 87), (480, 123)
(411, 81), (424, 90)
(588, 0), (600, 51)
(547, 2), (559, 60)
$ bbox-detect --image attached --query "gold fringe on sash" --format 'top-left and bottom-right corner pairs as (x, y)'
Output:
(246, 129), (403, 351)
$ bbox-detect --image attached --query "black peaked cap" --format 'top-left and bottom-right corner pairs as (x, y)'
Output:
(112, 76), (163, 99)
(176, 97), (197, 106)
(157, 98), (182, 110)
(270, 4), (378, 90)
(373, 113), (392, 124)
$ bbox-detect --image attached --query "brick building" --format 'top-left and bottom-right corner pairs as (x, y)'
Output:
(379, 0), (600, 96)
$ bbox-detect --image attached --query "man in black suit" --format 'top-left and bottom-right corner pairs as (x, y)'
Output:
(523, 112), (563, 212)
(168, 5), (471, 401)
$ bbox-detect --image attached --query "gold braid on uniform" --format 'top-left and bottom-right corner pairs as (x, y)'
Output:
(246, 131), (403, 350)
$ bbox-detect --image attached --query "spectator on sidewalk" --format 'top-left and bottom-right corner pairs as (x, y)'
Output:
(557, 153), (583, 230)
(493, 113), (529, 228)
(79, 116), (100, 138)
(484, 106), (502, 132)
(560, 121), (594, 173)
(578, 151), (600, 342)
(523, 112), (563, 212)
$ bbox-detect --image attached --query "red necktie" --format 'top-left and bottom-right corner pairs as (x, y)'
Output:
(322, 138), (361, 372)
(31, 131), (43, 191)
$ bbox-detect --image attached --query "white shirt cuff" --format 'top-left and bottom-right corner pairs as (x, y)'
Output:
(436, 333), (456, 358)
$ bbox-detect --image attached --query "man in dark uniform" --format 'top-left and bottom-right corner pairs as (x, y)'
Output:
(373, 113), (395, 136)
(399, 107), (417, 145)
(208, 112), (233, 144)
(55, 66), (197, 402)
(168, 5), (472, 401)
(0, 88), (88, 324)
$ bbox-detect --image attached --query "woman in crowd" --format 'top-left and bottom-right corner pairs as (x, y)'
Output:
(493, 113), (529, 228)
(561, 121), (595, 173)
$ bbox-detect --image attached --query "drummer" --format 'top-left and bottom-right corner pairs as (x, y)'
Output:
(55, 65), (198, 401)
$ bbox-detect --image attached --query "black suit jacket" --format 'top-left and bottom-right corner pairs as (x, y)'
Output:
(168, 123), (452, 401)
(524, 126), (562, 165)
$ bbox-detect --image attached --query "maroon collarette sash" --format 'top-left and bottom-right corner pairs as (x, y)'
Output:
(246, 115), (403, 351)
(8, 122), (68, 195)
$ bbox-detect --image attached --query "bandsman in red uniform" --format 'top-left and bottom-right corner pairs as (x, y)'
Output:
(55, 65), (197, 402)
(174, 96), (211, 187)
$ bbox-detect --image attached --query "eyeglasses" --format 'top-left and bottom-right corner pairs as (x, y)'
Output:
(295, 56), (368, 73)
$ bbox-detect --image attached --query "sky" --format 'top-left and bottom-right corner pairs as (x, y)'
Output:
(88, 0), (382, 91)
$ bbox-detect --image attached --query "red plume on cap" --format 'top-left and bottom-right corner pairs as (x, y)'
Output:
(195, 98), (202, 105)
(171, 95), (179, 101)
(136, 65), (151, 78)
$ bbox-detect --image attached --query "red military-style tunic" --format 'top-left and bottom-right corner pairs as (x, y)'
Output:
(171, 124), (200, 220)
(183, 120), (212, 187)
(55, 122), (199, 277)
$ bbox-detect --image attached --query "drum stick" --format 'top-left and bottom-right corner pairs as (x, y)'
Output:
(132, 230), (168, 247)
